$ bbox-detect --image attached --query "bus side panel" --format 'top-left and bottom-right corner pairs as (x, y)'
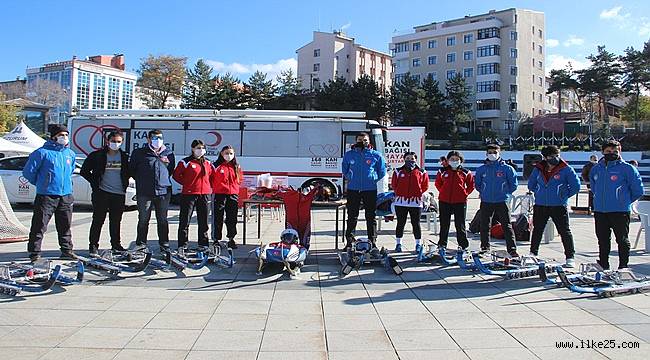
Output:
(70, 118), (132, 157)
(185, 129), (242, 158)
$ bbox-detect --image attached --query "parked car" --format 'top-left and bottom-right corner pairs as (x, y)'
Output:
(0, 155), (137, 207)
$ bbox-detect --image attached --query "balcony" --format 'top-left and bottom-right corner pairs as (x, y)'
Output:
(476, 109), (501, 118)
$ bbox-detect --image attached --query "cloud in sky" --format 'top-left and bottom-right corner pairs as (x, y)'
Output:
(563, 35), (585, 47)
(546, 54), (591, 75)
(599, 6), (649, 36)
(600, 6), (625, 20)
(546, 39), (560, 48)
(204, 58), (297, 82)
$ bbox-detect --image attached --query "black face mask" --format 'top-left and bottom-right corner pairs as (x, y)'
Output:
(547, 157), (560, 166)
(356, 141), (366, 149)
(604, 153), (619, 162)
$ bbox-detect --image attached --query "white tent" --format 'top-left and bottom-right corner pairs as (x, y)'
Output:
(0, 137), (34, 158)
(3, 121), (46, 149)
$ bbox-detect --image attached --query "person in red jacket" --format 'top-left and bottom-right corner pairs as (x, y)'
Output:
(211, 145), (243, 249)
(435, 150), (474, 250)
(391, 152), (429, 253)
(172, 140), (214, 251)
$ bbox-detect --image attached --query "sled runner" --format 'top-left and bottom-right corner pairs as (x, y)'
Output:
(553, 263), (650, 297)
(417, 241), (473, 267)
(75, 249), (152, 275)
(0, 260), (63, 296)
(472, 251), (557, 279)
(339, 236), (403, 276)
(8, 259), (84, 285)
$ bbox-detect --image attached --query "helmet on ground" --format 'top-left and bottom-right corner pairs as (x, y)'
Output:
(280, 229), (299, 245)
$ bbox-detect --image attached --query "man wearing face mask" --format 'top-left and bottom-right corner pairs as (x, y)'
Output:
(527, 146), (581, 267)
(22, 124), (77, 262)
(341, 132), (387, 249)
(474, 144), (519, 257)
(80, 130), (131, 255)
(581, 154), (598, 212)
(589, 140), (644, 270)
(130, 129), (176, 254)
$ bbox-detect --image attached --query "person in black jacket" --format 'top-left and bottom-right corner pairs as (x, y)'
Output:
(129, 129), (175, 253)
(80, 130), (130, 255)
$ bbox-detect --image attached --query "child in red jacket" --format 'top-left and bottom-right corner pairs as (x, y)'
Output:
(434, 150), (474, 250)
(391, 152), (429, 253)
(172, 139), (214, 251)
(211, 145), (243, 249)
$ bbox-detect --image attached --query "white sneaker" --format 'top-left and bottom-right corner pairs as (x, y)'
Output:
(565, 258), (576, 268)
(528, 252), (538, 258)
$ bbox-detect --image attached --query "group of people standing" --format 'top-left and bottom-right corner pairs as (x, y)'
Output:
(23, 125), (243, 261)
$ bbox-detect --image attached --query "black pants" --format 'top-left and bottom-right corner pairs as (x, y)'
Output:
(529, 205), (575, 259)
(480, 201), (516, 252)
(178, 194), (210, 248)
(438, 202), (468, 249)
(28, 194), (74, 255)
(89, 190), (125, 250)
(395, 206), (422, 240)
(136, 190), (171, 249)
(345, 190), (377, 240)
(586, 184), (594, 211)
(594, 212), (630, 269)
(212, 194), (238, 241)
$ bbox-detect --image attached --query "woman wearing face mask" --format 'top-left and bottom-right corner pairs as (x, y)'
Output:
(391, 152), (429, 253)
(434, 150), (474, 251)
(172, 140), (213, 251)
(211, 145), (243, 249)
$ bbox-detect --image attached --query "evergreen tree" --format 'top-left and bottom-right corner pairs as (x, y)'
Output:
(546, 68), (578, 116)
(211, 73), (245, 109)
(268, 68), (305, 110)
(420, 74), (447, 139)
(247, 70), (276, 109)
(620, 46), (650, 131)
(182, 59), (214, 109)
(390, 73), (428, 126)
(445, 74), (472, 145)
(349, 75), (388, 121)
(578, 46), (622, 130)
(314, 77), (353, 111)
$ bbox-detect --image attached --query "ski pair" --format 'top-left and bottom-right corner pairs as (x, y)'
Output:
(339, 238), (402, 276)
(544, 263), (650, 297)
(74, 250), (152, 275)
(417, 242), (475, 270)
(472, 251), (558, 279)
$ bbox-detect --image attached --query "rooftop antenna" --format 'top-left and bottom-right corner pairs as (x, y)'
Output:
(318, 8), (321, 31)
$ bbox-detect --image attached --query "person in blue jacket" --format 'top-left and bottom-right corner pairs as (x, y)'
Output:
(474, 144), (519, 257)
(129, 129), (175, 253)
(341, 132), (387, 249)
(527, 145), (581, 267)
(590, 140), (644, 269)
(22, 124), (77, 262)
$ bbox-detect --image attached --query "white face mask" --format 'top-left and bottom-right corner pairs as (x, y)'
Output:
(150, 139), (164, 149)
(108, 142), (121, 151)
(56, 135), (69, 146)
(193, 148), (206, 158)
(449, 161), (460, 169)
(223, 154), (234, 162)
(487, 153), (499, 161)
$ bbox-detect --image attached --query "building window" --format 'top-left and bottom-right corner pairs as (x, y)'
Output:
(463, 33), (473, 43)
(483, 120), (493, 129)
(477, 27), (500, 39)
(476, 80), (500, 92)
(447, 36), (456, 46)
(447, 53), (456, 63)
(510, 66), (517, 76)
(510, 31), (517, 40)
(477, 63), (500, 75)
(538, 76), (543, 86)
(532, 42), (536, 51)
(539, 93), (543, 102)
(538, 45), (543, 54)
(532, 25), (535, 34)
(532, 91), (536, 100)
(463, 68), (474, 78)
(533, 58), (536, 67)
(538, 29), (543, 38)
(393, 42), (409, 54)
(412, 74), (421, 83)
(427, 72), (437, 81)
(538, 60), (543, 69)
(107, 77), (120, 110)
(477, 45), (500, 57)
(313, 49), (320, 57)
(313, 63), (320, 71)
(76, 71), (90, 110)
(412, 42), (421, 51)
(394, 73), (407, 83)
(510, 84), (517, 94)
(510, 48), (518, 58)
(122, 80), (133, 109)
(61, 70), (71, 90)
(477, 99), (500, 110)
(532, 75), (536, 83)
(428, 39), (437, 48)
(92, 74), (105, 109)
(412, 58), (421, 67)
(463, 51), (473, 60)
(447, 70), (456, 79)
(428, 55), (437, 65)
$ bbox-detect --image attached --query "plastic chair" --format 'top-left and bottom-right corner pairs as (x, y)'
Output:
(634, 201), (650, 250)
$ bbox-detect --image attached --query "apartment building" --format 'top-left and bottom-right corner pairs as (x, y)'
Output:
(297, 31), (392, 92)
(390, 8), (545, 135)
(544, 76), (580, 114)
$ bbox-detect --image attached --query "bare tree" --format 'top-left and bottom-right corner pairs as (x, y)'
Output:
(27, 79), (67, 108)
(0, 81), (26, 100)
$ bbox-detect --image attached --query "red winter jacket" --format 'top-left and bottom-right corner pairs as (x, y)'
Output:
(172, 156), (213, 195)
(435, 166), (475, 204)
(211, 162), (243, 195)
(391, 165), (429, 207)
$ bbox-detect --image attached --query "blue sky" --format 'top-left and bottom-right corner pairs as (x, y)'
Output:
(1, 0), (649, 82)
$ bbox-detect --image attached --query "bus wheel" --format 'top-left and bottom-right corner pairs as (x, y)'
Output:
(301, 179), (338, 201)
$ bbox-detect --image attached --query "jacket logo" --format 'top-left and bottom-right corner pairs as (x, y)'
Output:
(191, 164), (197, 168)
(350, 160), (355, 165)
(220, 169), (225, 173)
(610, 175), (618, 181)
(496, 171), (504, 177)
(400, 173), (405, 177)
(366, 160), (371, 165)
(553, 174), (561, 180)
(444, 173), (449, 177)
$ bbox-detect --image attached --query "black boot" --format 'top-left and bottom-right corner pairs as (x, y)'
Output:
(227, 238), (238, 249)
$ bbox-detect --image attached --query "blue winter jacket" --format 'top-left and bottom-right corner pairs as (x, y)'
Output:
(342, 147), (387, 191)
(589, 158), (644, 213)
(22, 140), (76, 196)
(129, 145), (176, 197)
(527, 160), (581, 206)
(474, 158), (518, 203)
